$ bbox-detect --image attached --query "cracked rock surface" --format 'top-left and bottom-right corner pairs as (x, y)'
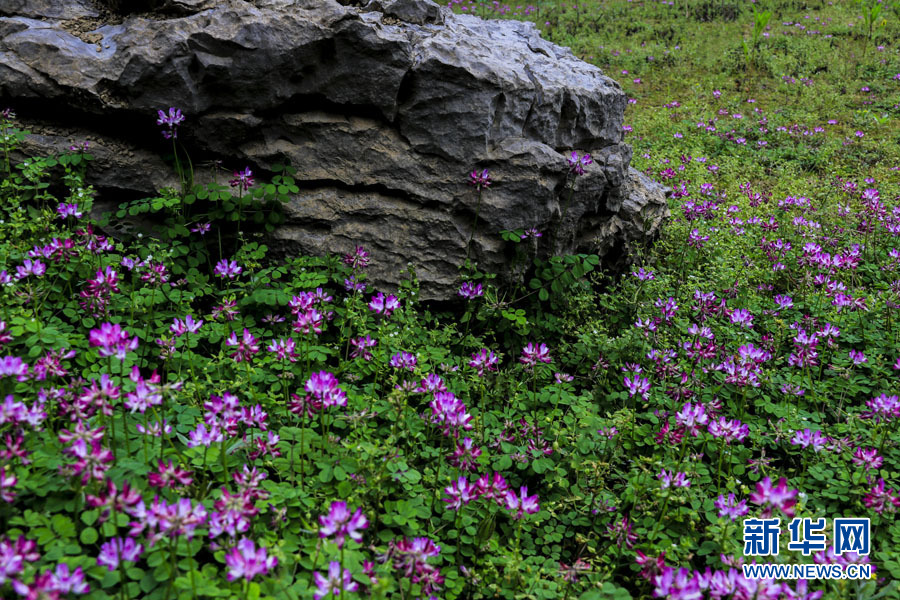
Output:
(1, 0), (668, 299)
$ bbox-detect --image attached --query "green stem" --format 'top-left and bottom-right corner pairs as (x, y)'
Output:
(221, 437), (228, 484)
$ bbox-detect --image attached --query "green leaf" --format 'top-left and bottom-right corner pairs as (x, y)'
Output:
(80, 527), (98, 545)
(51, 514), (76, 538)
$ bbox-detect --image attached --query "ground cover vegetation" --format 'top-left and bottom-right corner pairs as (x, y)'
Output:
(1, 0), (900, 598)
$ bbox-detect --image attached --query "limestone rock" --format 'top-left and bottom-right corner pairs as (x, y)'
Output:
(0, 0), (669, 299)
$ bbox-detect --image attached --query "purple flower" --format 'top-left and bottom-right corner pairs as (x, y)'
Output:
(520, 342), (552, 369)
(729, 308), (754, 328)
(313, 561), (358, 600)
(214, 259), (242, 279)
(750, 476), (798, 518)
(368, 292), (400, 317)
(170, 315), (203, 337)
(443, 476), (480, 511)
(862, 393), (900, 423)
(607, 516), (638, 549)
(224, 538), (277, 581)
(97, 537), (143, 571)
(475, 472), (509, 502)
(503, 485), (539, 519)
(186, 423), (223, 448)
(15, 259), (46, 280)
(469, 348), (498, 377)
(864, 478), (900, 514)
(468, 168), (491, 190)
(429, 392), (473, 437)
(448, 437), (482, 472)
(390, 352), (417, 372)
(688, 228), (709, 248)
(632, 268), (655, 281)
(89, 323), (139, 361)
(458, 281), (484, 299)
(623, 374), (651, 401)
(852, 447), (883, 471)
(305, 371), (347, 408)
(708, 417), (749, 443)
(319, 501), (368, 548)
(156, 107), (184, 139)
(50, 563), (89, 594)
(774, 294), (793, 309)
(344, 275), (367, 293)
(653, 566), (701, 599)
(714, 493), (749, 521)
(791, 428), (827, 452)
(658, 469), (690, 489)
(554, 372), (574, 384)
(0, 465), (17, 502)
(597, 426), (618, 439)
(567, 151), (592, 176)
(225, 329), (259, 363)
(520, 227), (543, 240)
(229, 167), (254, 192)
(343, 245), (370, 270)
(267, 337), (298, 362)
(675, 402), (708, 436)
(0, 356), (29, 382)
(849, 349), (867, 365)
(57, 203), (83, 220)
(190, 222), (211, 236)
(349, 335), (377, 361)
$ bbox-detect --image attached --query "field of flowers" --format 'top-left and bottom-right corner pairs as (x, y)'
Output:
(2, 0), (900, 599)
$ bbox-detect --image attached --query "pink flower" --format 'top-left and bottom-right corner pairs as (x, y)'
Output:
(468, 168), (491, 190)
(390, 352), (417, 371)
(714, 493), (749, 521)
(444, 476), (480, 511)
(750, 476), (798, 518)
(0, 465), (17, 502)
(318, 501), (368, 548)
(97, 537), (143, 570)
(368, 292), (400, 316)
(267, 337), (298, 362)
(170, 315), (203, 337)
(448, 437), (482, 472)
(469, 348), (498, 377)
(343, 245), (370, 270)
(305, 371), (346, 408)
(224, 538), (277, 581)
(675, 402), (708, 436)
(225, 329), (259, 363)
(864, 478), (900, 514)
(503, 485), (539, 519)
(623, 374), (651, 400)
(520, 343), (552, 369)
(89, 322), (139, 361)
(791, 429), (827, 452)
(214, 259), (242, 279)
(458, 281), (483, 299)
(50, 563), (89, 594)
(147, 460), (193, 489)
(156, 107), (184, 139)
(708, 418), (749, 443)
(567, 151), (592, 176)
(851, 447), (883, 471)
(313, 561), (358, 600)
(658, 469), (690, 489)
(229, 167), (254, 192)
(349, 335), (377, 361)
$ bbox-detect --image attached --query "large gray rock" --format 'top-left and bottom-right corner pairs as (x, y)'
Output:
(0, 0), (668, 300)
